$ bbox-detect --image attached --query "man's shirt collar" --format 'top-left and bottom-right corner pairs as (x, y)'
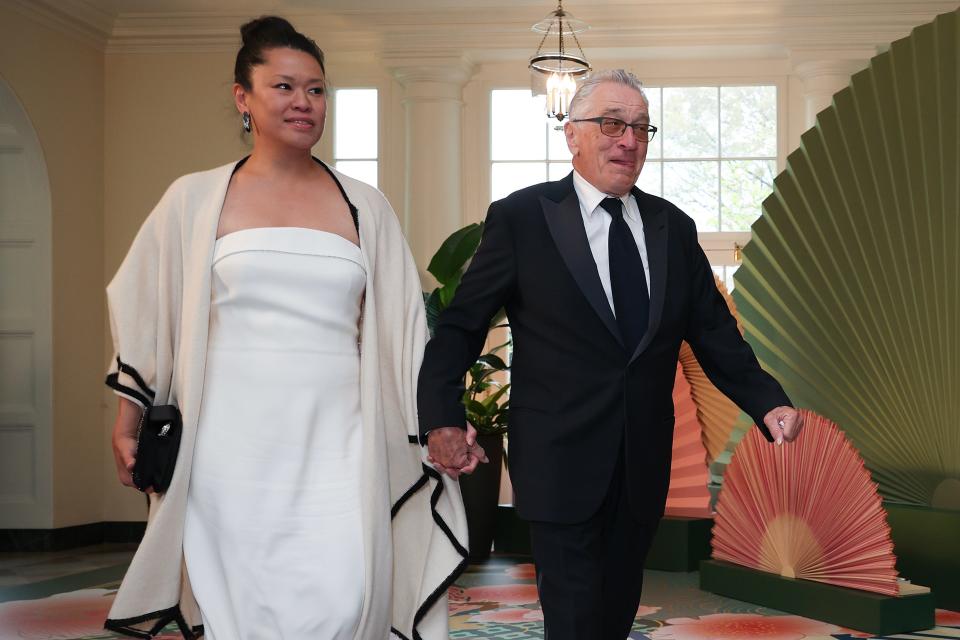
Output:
(572, 169), (640, 222)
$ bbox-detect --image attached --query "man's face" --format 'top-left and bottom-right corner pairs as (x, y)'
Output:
(565, 82), (649, 197)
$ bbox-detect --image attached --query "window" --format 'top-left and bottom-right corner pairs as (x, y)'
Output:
(488, 85), (778, 291)
(639, 86), (777, 232)
(642, 86), (777, 291)
(333, 88), (378, 188)
(490, 90), (572, 201)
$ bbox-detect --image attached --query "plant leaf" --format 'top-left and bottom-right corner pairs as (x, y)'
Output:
(464, 399), (489, 416)
(424, 290), (443, 335)
(481, 384), (510, 408)
(437, 271), (463, 307)
(427, 223), (484, 284)
(478, 353), (508, 370)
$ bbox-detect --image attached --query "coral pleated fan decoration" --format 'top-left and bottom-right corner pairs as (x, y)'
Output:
(712, 410), (900, 595)
(665, 363), (712, 514)
(666, 275), (743, 514)
(678, 275), (743, 466)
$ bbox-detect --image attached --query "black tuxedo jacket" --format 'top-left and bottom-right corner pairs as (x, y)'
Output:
(418, 174), (791, 524)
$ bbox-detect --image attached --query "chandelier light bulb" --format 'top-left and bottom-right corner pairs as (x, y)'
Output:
(529, 1), (591, 122)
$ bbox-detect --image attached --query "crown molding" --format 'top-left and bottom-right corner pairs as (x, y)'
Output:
(5, 0), (113, 50)
(383, 50), (476, 88)
(105, 11), (385, 54)
(26, 1), (960, 58)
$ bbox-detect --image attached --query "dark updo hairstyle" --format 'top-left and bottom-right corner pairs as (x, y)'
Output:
(234, 16), (326, 90)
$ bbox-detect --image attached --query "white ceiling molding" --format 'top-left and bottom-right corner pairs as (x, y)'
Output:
(15, 0), (960, 59)
(382, 50), (476, 88)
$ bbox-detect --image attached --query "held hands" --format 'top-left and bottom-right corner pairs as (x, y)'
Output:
(427, 423), (490, 480)
(763, 406), (804, 445)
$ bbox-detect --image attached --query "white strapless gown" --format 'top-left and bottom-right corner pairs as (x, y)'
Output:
(183, 227), (367, 640)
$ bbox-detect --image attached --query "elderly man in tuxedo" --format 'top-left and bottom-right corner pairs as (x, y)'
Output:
(418, 69), (804, 640)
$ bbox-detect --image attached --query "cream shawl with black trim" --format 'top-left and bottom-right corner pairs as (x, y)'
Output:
(105, 160), (468, 639)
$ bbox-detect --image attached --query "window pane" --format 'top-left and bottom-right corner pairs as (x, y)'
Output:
(721, 86), (777, 158)
(336, 160), (378, 189)
(644, 87), (662, 160)
(722, 264), (740, 292)
(548, 162), (573, 181)
(492, 162), (547, 201)
(710, 265), (739, 292)
(548, 122), (572, 161)
(492, 90), (546, 161)
(664, 161), (719, 231)
(663, 87), (719, 159)
(720, 160), (776, 231)
(637, 161), (661, 197)
(712, 265), (725, 285)
(335, 89), (377, 160)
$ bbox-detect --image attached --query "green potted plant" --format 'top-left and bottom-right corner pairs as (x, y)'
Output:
(424, 222), (511, 562)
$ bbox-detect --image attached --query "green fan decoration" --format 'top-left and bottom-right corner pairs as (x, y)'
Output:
(733, 9), (960, 509)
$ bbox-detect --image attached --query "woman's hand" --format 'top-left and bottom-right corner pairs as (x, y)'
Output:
(112, 397), (144, 490)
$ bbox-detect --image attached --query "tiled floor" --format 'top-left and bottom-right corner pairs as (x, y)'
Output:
(0, 545), (137, 588)
(0, 548), (957, 640)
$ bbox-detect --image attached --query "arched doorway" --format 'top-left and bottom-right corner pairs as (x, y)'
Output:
(0, 75), (53, 528)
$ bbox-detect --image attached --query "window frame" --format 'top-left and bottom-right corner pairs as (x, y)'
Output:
(480, 76), (788, 287)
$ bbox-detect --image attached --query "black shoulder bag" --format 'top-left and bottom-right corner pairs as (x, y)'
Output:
(132, 404), (182, 494)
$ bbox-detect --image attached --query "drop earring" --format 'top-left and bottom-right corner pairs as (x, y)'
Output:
(241, 112), (251, 133)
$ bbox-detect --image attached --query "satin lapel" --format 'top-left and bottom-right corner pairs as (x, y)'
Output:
(630, 189), (668, 364)
(540, 190), (623, 347)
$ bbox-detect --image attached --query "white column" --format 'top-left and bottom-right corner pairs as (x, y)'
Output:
(385, 53), (474, 280)
(793, 56), (870, 129)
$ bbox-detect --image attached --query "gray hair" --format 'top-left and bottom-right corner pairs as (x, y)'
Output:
(568, 69), (648, 120)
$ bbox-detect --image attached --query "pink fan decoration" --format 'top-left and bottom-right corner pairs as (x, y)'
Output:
(665, 363), (712, 515)
(664, 275), (740, 516)
(712, 410), (900, 595)
(678, 275), (743, 465)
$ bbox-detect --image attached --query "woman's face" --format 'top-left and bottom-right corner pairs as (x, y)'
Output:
(235, 47), (327, 150)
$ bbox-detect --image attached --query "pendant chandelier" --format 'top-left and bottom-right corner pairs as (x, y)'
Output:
(528, 0), (591, 122)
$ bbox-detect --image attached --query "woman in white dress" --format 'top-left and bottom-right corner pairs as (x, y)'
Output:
(107, 16), (469, 639)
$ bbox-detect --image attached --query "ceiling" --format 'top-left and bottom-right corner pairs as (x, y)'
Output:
(66, 0), (960, 12)
(9, 0), (959, 58)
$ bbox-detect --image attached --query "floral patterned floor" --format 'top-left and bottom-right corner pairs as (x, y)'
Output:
(0, 555), (957, 639)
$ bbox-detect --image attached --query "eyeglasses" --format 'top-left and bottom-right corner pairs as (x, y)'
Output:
(570, 117), (658, 142)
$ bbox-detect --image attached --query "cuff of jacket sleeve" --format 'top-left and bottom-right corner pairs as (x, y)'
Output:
(418, 424), (467, 446)
(105, 358), (155, 409)
(110, 387), (148, 411)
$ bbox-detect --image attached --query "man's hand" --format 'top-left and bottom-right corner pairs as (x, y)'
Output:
(427, 424), (489, 480)
(763, 406), (804, 445)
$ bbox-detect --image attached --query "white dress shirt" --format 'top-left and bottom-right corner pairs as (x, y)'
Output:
(571, 170), (651, 316)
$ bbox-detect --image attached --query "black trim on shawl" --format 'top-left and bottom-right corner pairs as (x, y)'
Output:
(391, 473), (429, 519)
(390, 463), (470, 640)
(105, 357), (155, 407)
(104, 604), (203, 639)
(313, 157), (360, 232)
(231, 155), (360, 233)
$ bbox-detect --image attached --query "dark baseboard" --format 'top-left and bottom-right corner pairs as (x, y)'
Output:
(884, 501), (960, 611)
(645, 514), (713, 572)
(700, 559), (935, 636)
(0, 522), (145, 552)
